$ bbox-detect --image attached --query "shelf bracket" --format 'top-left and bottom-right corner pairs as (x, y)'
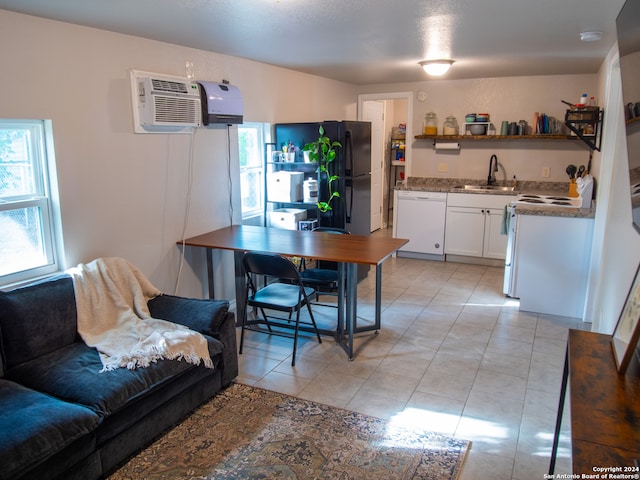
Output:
(564, 109), (603, 152)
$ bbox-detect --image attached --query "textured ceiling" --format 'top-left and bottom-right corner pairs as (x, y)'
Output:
(0, 0), (628, 84)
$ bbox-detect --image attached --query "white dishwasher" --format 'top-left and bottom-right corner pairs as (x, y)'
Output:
(395, 190), (447, 259)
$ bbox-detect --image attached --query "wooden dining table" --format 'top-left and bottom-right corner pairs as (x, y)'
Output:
(178, 225), (408, 360)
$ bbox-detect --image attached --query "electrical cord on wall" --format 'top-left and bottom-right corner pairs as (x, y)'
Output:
(174, 127), (197, 295)
(174, 125), (235, 296)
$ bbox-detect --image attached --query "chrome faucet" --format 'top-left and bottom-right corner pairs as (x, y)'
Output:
(487, 154), (498, 185)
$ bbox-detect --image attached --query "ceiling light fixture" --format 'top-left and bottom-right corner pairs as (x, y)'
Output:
(419, 59), (454, 76)
(580, 31), (602, 42)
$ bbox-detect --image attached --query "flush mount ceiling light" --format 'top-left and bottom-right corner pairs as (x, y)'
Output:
(580, 31), (602, 42)
(419, 59), (454, 76)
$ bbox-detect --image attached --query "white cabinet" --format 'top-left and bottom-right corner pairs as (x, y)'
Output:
(444, 206), (485, 256)
(445, 193), (515, 260)
(394, 190), (447, 258)
(485, 208), (510, 258)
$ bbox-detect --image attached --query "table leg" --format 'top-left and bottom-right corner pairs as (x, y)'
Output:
(549, 345), (569, 474)
(336, 262), (345, 338)
(353, 263), (382, 334)
(234, 251), (246, 327)
(344, 262), (358, 360)
(374, 263), (382, 331)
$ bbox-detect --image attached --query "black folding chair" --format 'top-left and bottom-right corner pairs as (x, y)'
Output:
(299, 227), (349, 304)
(239, 252), (322, 366)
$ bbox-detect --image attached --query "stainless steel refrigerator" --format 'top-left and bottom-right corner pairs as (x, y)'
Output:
(273, 120), (372, 236)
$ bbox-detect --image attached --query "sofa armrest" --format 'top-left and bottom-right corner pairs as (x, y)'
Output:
(147, 295), (230, 337)
(148, 295), (238, 385)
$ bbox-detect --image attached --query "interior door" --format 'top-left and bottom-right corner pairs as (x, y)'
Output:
(362, 100), (384, 232)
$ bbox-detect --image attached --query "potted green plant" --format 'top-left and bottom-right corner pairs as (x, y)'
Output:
(302, 125), (342, 213)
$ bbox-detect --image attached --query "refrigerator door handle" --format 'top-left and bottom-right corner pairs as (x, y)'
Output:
(344, 130), (353, 177)
(345, 178), (353, 223)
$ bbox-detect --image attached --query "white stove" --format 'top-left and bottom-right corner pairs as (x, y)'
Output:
(504, 192), (583, 298)
(511, 193), (582, 208)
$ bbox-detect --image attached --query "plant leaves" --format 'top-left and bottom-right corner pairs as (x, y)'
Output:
(317, 201), (331, 212)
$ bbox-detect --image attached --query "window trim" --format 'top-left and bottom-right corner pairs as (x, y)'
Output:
(0, 119), (64, 287)
(238, 122), (270, 220)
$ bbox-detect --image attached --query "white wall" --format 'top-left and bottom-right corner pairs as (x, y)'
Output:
(0, 10), (357, 302)
(358, 75), (599, 184)
(585, 46), (640, 333)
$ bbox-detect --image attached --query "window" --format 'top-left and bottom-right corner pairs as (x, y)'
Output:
(0, 120), (62, 286)
(238, 123), (270, 220)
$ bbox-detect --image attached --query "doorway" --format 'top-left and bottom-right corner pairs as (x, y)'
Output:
(361, 100), (384, 232)
(358, 92), (414, 231)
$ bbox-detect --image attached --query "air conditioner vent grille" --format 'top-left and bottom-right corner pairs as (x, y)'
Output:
(153, 96), (201, 125)
(151, 79), (189, 94)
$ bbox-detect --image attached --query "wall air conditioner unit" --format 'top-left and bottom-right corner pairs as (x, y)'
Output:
(130, 70), (201, 133)
(198, 81), (243, 125)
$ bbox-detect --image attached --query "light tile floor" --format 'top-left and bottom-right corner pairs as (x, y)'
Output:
(236, 229), (583, 479)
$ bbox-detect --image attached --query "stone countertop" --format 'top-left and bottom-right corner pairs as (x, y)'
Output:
(398, 176), (596, 218)
(401, 176), (569, 195)
(512, 204), (595, 219)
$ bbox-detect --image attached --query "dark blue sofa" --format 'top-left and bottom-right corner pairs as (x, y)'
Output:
(0, 274), (238, 480)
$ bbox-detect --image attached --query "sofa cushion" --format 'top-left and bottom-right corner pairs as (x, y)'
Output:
(7, 337), (223, 418)
(0, 379), (100, 480)
(0, 275), (77, 369)
(0, 323), (4, 378)
(148, 295), (230, 336)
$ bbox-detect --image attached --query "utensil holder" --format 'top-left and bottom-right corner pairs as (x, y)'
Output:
(568, 179), (578, 197)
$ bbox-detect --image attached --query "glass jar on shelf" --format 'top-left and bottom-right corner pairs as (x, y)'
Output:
(443, 115), (459, 135)
(423, 112), (438, 135)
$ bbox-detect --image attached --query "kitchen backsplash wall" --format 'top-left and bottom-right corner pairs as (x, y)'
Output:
(358, 74), (598, 183)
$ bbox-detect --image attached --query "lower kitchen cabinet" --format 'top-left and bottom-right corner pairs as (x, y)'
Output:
(444, 193), (515, 260)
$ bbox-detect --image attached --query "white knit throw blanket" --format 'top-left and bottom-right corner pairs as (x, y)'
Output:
(68, 257), (213, 372)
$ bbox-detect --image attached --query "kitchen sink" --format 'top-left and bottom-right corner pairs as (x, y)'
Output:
(453, 184), (516, 192)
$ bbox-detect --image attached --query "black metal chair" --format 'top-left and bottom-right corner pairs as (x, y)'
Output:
(299, 227), (349, 304)
(239, 252), (322, 366)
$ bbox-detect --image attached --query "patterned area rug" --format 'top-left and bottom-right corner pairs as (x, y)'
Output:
(109, 383), (470, 480)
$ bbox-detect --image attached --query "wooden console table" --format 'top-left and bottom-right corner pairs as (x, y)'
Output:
(550, 329), (640, 475)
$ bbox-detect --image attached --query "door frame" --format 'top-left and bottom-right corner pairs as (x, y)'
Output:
(357, 92), (414, 177)
(357, 92), (414, 229)
(361, 99), (384, 232)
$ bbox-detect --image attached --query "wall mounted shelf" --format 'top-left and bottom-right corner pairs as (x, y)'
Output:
(414, 134), (577, 141)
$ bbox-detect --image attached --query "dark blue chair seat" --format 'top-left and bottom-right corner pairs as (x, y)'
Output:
(239, 252), (322, 366)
